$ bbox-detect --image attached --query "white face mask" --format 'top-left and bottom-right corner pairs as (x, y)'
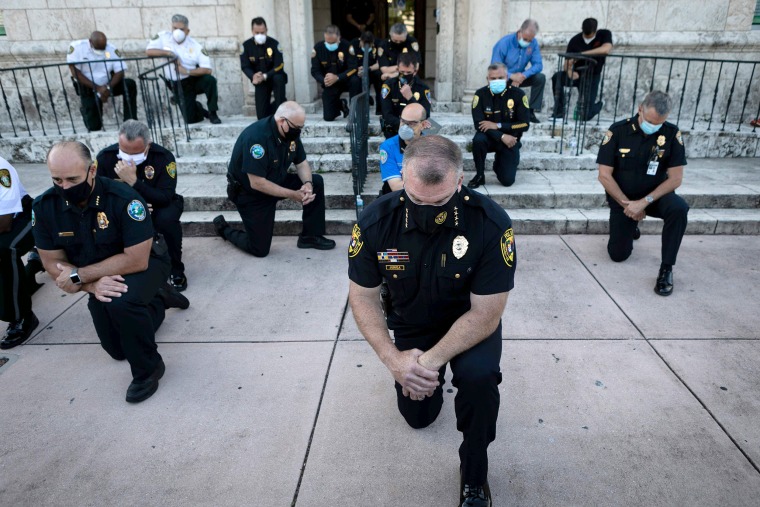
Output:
(91, 47), (105, 56)
(172, 29), (187, 44)
(583, 35), (595, 44)
(253, 34), (267, 45)
(118, 149), (147, 166)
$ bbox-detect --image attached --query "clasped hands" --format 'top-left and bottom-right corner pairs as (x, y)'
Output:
(388, 348), (440, 402)
(621, 198), (648, 221)
(55, 263), (128, 303)
(291, 183), (316, 206)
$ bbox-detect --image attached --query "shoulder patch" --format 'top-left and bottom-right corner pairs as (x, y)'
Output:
(380, 149), (388, 164)
(114, 49), (122, 57)
(166, 161), (177, 178)
(251, 144), (265, 159)
(93, 159), (98, 170)
(127, 200), (147, 221)
(378, 47), (384, 57)
(602, 130), (613, 145)
(676, 131), (684, 145)
(278, 45), (283, 53)
(522, 95), (529, 108)
(472, 95), (479, 109)
(31, 210), (35, 227)
(500, 228), (515, 267)
(201, 47), (209, 56)
(311, 48), (317, 58)
(348, 224), (364, 258)
(411, 42), (419, 52)
(382, 84), (390, 99)
(0, 168), (11, 188)
(425, 89), (431, 102)
(68, 45), (75, 55)
(151, 33), (159, 40)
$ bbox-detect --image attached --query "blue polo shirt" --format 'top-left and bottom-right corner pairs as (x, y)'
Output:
(379, 135), (404, 183)
(491, 32), (543, 78)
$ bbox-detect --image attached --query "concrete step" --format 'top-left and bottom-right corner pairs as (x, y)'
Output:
(174, 135), (564, 157)
(181, 208), (760, 237)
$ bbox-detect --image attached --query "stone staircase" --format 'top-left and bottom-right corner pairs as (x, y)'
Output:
(2, 111), (759, 236)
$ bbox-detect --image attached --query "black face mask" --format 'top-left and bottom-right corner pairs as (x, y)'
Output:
(55, 172), (92, 204)
(406, 189), (460, 234)
(399, 74), (415, 86)
(283, 126), (301, 142)
(391, 41), (405, 51)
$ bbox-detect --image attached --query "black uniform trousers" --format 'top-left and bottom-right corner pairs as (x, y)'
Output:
(152, 195), (185, 276)
(254, 74), (287, 119)
(170, 75), (219, 124)
(0, 196), (34, 323)
(321, 77), (362, 121)
(367, 69), (383, 115)
(607, 192), (689, 265)
(511, 73), (546, 112)
(224, 173), (327, 257)
(393, 321), (503, 486)
(551, 72), (602, 120)
(87, 250), (170, 382)
(472, 132), (521, 187)
(77, 78), (137, 132)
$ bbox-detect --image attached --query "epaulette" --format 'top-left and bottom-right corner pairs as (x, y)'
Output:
(460, 187), (511, 228)
(358, 191), (405, 229)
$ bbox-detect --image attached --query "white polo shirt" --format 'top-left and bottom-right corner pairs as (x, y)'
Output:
(66, 40), (127, 86)
(146, 31), (212, 81)
(0, 156), (27, 218)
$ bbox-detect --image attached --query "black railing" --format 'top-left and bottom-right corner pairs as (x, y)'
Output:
(137, 58), (191, 155)
(551, 53), (760, 153)
(346, 91), (370, 219)
(552, 53), (598, 155)
(0, 56), (189, 153)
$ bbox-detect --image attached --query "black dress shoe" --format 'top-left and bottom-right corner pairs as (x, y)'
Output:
(209, 111), (222, 124)
(340, 98), (350, 118)
(529, 111), (540, 123)
(467, 174), (485, 188)
(460, 482), (491, 507)
(157, 283), (190, 310)
(170, 273), (188, 292)
(126, 360), (165, 403)
(633, 226), (641, 240)
(1, 312), (40, 349)
(654, 267), (674, 296)
(297, 235), (336, 250)
(213, 215), (228, 239)
(196, 101), (210, 119)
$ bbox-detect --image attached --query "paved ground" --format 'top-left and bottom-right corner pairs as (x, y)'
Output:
(1, 235), (759, 506)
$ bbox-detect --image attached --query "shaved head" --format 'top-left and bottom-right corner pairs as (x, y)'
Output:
(89, 31), (107, 50)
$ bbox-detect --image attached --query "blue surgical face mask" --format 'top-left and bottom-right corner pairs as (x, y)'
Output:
(517, 37), (531, 48)
(489, 79), (507, 94)
(325, 41), (339, 52)
(640, 119), (662, 135)
(398, 124), (415, 141)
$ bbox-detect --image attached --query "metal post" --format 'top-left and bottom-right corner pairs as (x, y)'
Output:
(706, 61), (724, 131)
(11, 70), (32, 135)
(0, 77), (18, 137)
(42, 67), (62, 135)
(692, 61), (707, 130)
(57, 66), (77, 134)
(737, 63), (756, 132)
(721, 62), (740, 132)
(676, 60), (690, 126)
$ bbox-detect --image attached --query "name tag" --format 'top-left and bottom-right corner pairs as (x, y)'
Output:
(647, 160), (659, 175)
(58, 232), (75, 237)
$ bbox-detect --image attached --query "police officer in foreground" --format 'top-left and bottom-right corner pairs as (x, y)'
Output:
(240, 17), (287, 119)
(0, 156), (39, 349)
(380, 52), (431, 139)
(146, 14), (221, 124)
(213, 101), (336, 256)
(378, 22), (421, 81)
(350, 31), (383, 115)
(96, 120), (188, 291)
(597, 90), (688, 296)
(348, 135), (515, 507)
(33, 142), (189, 403)
(311, 25), (361, 122)
(67, 31), (137, 132)
(468, 63), (530, 188)
(378, 103), (429, 194)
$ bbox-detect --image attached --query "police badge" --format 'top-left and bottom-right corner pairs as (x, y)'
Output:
(144, 166), (155, 180)
(452, 236), (469, 259)
(97, 212), (109, 229)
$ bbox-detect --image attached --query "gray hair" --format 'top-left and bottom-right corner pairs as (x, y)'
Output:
(520, 19), (539, 34)
(47, 141), (91, 166)
(641, 90), (673, 116)
(274, 101), (305, 120)
(324, 24), (340, 36)
(172, 14), (189, 27)
(403, 135), (463, 184)
(487, 62), (507, 73)
(390, 23), (408, 36)
(119, 120), (152, 144)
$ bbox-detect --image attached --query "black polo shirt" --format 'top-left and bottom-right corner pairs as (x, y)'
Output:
(378, 36), (420, 69)
(348, 187), (516, 333)
(96, 142), (177, 208)
(240, 36), (286, 81)
(228, 116), (307, 193)
(381, 76), (431, 132)
(565, 29), (613, 75)
(596, 115), (687, 200)
(32, 176), (154, 267)
(471, 84), (530, 141)
(310, 40), (358, 85)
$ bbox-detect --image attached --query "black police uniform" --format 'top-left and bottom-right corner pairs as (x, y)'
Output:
(96, 143), (185, 278)
(348, 187), (516, 487)
(380, 76), (431, 139)
(224, 116), (327, 257)
(552, 29), (612, 120)
(240, 36), (288, 119)
(344, 0), (377, 40)
(377, 36), (421, 73)
(32, 177), (170, 382)
(0, 186), (35, 336)
(349, 38), (383, 114)
(311, 40), (362, 121)
(471, 84), (530, 187)
(596, 115), (689, 265)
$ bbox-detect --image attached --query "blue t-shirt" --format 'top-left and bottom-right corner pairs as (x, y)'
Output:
(379, 135), (404, 183)
(491, 32), (543, 78)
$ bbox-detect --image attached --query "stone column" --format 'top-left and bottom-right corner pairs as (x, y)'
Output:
(461, 0), (505, 108)
(288, 0), (316, 104)
(434, 0), (456, 103)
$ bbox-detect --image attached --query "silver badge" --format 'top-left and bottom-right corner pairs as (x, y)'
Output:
(452, 236), (469, 259)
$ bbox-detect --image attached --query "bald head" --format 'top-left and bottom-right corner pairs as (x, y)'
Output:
(401, 103), (427, 122)
(46, 141), (95, 198)
(274, 101), (305, 123)
(89, 31), (107, 51)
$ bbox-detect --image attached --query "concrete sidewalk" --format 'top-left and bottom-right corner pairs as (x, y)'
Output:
(1, 236), (759, 506)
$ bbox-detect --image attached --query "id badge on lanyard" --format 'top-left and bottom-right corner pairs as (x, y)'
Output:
(647, 147), (660, 176)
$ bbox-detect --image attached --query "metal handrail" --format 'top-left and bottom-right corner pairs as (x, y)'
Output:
(346, 91), (370, 218)
(552, 52), (597, 156)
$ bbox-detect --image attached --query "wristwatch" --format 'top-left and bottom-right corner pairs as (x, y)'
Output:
(645, 195), (654, 204)
(70, 267), (83, 285)
(497, 123), (502, 129)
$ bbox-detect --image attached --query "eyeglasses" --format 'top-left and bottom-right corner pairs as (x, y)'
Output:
(400, 119), (421, 127)
(284, 117), (304, 130)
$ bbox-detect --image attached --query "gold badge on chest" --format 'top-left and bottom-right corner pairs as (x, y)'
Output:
(507, 98), (514, 109)
(414, 92), (420, 101)
(267, 47), (273, 57)
(144, 165), (155, 180)
(290, 141), (296, 152)
(452, 236), (469, 259)
(656, 135), (665, 147)
(97, 212), (109, 230)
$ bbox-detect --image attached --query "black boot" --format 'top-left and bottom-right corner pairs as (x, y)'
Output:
(654, 266), (673, 296)
(467, 174), (485, 189)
